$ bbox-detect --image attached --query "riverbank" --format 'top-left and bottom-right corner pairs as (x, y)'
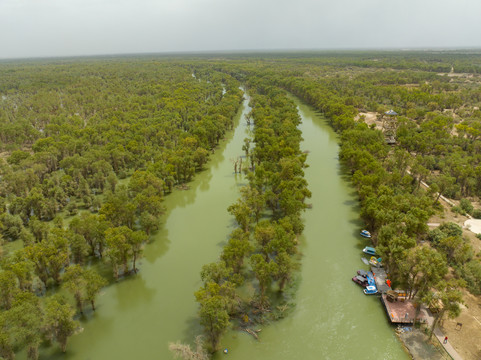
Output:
(397, 327), (449, 360)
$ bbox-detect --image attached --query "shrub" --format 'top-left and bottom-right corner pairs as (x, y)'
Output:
(460, 198), (474, 215)
(451, 206), (464, 215)
(461, 260), (481, 295)
(439, 222), (463, 237)
(0, 213), (24, 241)
(7, 150), (31, 165)
(472, 209), (481, 219)
(66, 202), (78, 216)
(428, 228), (446, 245)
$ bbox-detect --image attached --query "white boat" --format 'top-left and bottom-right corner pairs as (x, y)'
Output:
(363, 285), (378, 295)
(363, 247), (377, 256)
(360, 230), (371, 238)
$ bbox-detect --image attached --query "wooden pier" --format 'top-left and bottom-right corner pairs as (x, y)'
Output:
(380, 294), (425, 324)
(369, 265), (426, 324)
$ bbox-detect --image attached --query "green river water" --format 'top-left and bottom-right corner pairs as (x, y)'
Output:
(35, 93), (408, 359)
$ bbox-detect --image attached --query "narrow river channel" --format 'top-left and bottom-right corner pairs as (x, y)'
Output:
(213, 95), (410, 359)
(35, 93), (408, 359)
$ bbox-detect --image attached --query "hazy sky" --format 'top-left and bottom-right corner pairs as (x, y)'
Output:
(1, 0), (481, 59)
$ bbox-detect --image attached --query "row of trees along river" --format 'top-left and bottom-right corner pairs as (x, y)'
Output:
(5, 52), (481, 358)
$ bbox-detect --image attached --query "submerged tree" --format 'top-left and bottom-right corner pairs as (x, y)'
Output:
(63, 265), (107, 313)
(84, 269), (108, 311)
(8, 292), (44, 360)
(44, 296), (81, 352)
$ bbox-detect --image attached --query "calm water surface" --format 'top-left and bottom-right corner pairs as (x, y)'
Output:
(36, 94), (408, 359)
(213, 96), (409, 359)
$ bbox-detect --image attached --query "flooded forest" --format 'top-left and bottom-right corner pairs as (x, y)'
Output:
(1, 52), (481, 359)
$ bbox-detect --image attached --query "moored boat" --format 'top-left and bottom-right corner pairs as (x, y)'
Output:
(357, 269), (368, 278)
(366, 271), (376, 286)
(363, 285), (378, 295)
(369, 256), (382, 267)
(352, 275), (368, 287)
(360, 230), (371, 238)
(363, 246), (377, 256)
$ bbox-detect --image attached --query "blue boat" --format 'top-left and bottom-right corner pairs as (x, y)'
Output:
(363, 285), (378, 295)
(360, 230), (371, 238)
(366, 271), (376, 287)
(363, 246), (377, 256)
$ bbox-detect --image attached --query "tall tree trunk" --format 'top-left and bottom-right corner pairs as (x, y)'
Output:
(75, 293), (83, 314)
(279, 276), (287, 291)
(132, 254), (137, 273)
(27, 344), (39, 360)
(59, 335), (68, 352)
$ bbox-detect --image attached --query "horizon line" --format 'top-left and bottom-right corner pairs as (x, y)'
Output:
(2, 46), (481, 62)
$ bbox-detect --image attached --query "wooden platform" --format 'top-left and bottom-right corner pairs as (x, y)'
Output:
(380, 294), (426, 324)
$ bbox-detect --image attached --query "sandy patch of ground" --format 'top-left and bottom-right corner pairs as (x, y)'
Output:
(464, 219), (481, 235)
(437, 72), (475, 78)
(355, 112), (383, 130)
(440, 289), (481, 360)
(428, 209), (466, 228)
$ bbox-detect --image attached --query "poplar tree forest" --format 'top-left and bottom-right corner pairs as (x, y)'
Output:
(1, 51), (481, 357)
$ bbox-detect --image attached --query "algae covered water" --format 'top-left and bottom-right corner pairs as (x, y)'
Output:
(34, 94), (407, 359)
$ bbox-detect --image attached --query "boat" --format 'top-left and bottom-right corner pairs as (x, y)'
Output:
(366, 271), (376, 286)
(360, 230), (371, 238)
(369, 256), (382, 267)
(363, 246), (377, 256)
(357, 269), (368, 278)
(363, 285), (378, 295)
(361, 257), (369, 265)
(352, 275), (368, 287)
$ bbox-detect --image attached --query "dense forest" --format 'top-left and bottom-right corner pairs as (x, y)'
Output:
(0, 60), (244, 358)
(1, 51), (481, 358)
